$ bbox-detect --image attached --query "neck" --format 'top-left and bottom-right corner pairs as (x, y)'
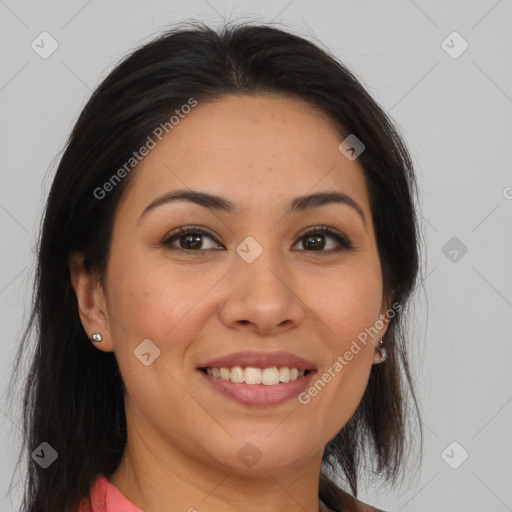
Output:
(109, 425), (324, 512)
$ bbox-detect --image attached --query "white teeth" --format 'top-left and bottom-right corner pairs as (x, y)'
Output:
(204, 366), (308, 385)
(261, 367), (279, 385)
(279, 367), (290, 382)
(230, 366), (244, 383)
(244, 367), (262, 384)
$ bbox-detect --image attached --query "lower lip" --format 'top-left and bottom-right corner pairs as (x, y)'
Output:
(198, 370), (316, 406)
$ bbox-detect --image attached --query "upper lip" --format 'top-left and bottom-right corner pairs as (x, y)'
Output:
(197, 350), (317, 370)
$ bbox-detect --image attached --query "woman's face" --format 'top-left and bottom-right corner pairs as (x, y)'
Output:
(73, 94), (390, 473)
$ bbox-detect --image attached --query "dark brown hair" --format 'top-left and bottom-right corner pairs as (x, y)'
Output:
(8, 21), (423, 512)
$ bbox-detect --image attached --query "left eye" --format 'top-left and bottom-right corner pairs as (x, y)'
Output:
(294, 228), (353, 252)
(162, 226), (354, 253)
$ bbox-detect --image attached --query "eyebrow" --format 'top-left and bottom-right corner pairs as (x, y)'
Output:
(138, 188), (367, 229)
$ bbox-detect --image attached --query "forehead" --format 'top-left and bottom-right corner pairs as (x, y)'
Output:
(117, 94), (371, 221)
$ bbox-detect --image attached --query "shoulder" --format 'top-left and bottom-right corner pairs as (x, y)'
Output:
(78, 474), (143, 512)
(318, 472), (389, 512)
(355, 501), (388, 512)
(320, 492), (388, 512)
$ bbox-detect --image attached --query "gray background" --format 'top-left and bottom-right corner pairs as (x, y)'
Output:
(1, 1), (511, 511)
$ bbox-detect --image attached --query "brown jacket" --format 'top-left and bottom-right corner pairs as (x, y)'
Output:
(319, 473), (386, 512)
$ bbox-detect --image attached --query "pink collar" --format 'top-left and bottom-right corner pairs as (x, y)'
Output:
(79, 475), (142, 512)
(80, 474), (336, 512)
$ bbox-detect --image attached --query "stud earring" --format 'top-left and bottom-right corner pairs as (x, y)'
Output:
(374, 338), (387, 364)
(379, 338), (388, 362)
(379, 338), (387, 362)
(90, 333), (102, 343)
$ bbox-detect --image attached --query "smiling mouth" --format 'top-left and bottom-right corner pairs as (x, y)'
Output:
(198, 366), (313, 386)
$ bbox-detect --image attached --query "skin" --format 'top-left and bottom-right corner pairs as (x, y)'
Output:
(69, 94), (390, 512)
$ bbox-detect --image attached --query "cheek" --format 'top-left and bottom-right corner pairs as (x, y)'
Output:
(106, 252), (227, 370)
(301, 262), (381, 399)
(307, 262), (383, 344)
(107, 256), (193, 336)
(301, 264), (382, 432)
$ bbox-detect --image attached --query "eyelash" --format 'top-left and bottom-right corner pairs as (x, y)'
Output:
(161, 225), (356, 255)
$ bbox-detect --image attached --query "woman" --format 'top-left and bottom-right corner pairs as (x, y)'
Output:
(9, 21), (423, 512)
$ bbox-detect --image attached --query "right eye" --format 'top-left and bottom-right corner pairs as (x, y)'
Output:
(161, 227), (224, 254)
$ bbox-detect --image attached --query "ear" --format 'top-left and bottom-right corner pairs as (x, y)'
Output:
(69, 251), (114, 353)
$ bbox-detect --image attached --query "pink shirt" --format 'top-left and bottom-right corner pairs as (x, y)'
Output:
(78, 475), (142, 512)
(78, 475), (336, 512)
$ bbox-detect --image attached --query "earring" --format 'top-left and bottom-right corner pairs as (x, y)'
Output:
(375, 338), (387, 364)
(90, 333), (102, 343)
(380, 338), (387, 362)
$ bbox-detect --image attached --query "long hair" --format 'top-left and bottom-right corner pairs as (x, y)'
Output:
(7, 21), (423, 512)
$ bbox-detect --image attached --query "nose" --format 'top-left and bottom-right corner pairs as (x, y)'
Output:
(218, 246), (306, 335)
